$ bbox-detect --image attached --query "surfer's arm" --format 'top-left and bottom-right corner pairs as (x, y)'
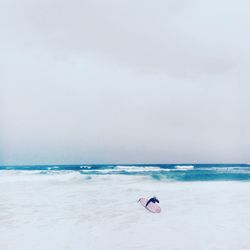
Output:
(145, 199), (152, 207)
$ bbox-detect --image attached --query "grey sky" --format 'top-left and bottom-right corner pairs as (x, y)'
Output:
(1, 0), (250, 165)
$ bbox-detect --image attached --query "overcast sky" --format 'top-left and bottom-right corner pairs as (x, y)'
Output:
(1, 0), (250, 165)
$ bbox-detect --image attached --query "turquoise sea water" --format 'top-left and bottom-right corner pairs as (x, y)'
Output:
(1, 164), (250, 181)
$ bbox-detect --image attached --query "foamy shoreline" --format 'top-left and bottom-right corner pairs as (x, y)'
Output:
(0, 172), (250, 250)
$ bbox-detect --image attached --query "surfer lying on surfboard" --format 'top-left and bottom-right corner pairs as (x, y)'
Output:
(145, 196), (159, 207)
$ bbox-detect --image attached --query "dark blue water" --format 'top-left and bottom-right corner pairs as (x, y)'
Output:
(1, 164), (250, 181)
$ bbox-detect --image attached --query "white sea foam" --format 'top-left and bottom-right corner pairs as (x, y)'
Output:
(115, 166), (162, 172)
(79, 166), (171, 173)
(80, 165), (92, 169)
(0, 170), (85, 183)
(203, 167), (250, 174)
(175, 165), (194, 170)
(0, 171), (250, 250)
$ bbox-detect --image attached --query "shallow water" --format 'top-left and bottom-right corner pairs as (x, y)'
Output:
(0, 170), (250, 250)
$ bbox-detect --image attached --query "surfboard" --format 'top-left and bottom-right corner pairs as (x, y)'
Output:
(138, 198), (161, 213)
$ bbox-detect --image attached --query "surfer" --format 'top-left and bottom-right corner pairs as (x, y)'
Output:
(145, 196), (159, 207)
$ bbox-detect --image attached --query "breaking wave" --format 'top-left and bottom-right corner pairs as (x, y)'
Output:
(174, 165), (194, 170)
(1, 164), (250, 181)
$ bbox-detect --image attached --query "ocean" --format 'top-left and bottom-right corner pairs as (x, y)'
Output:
(1, 164), (250, 181)
(1, 164), (250, 250)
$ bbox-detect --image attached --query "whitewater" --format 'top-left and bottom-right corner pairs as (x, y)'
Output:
(0, 165), (250, 250)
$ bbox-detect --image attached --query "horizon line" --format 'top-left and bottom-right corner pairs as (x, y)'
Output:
(0, 163), (249, 167)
